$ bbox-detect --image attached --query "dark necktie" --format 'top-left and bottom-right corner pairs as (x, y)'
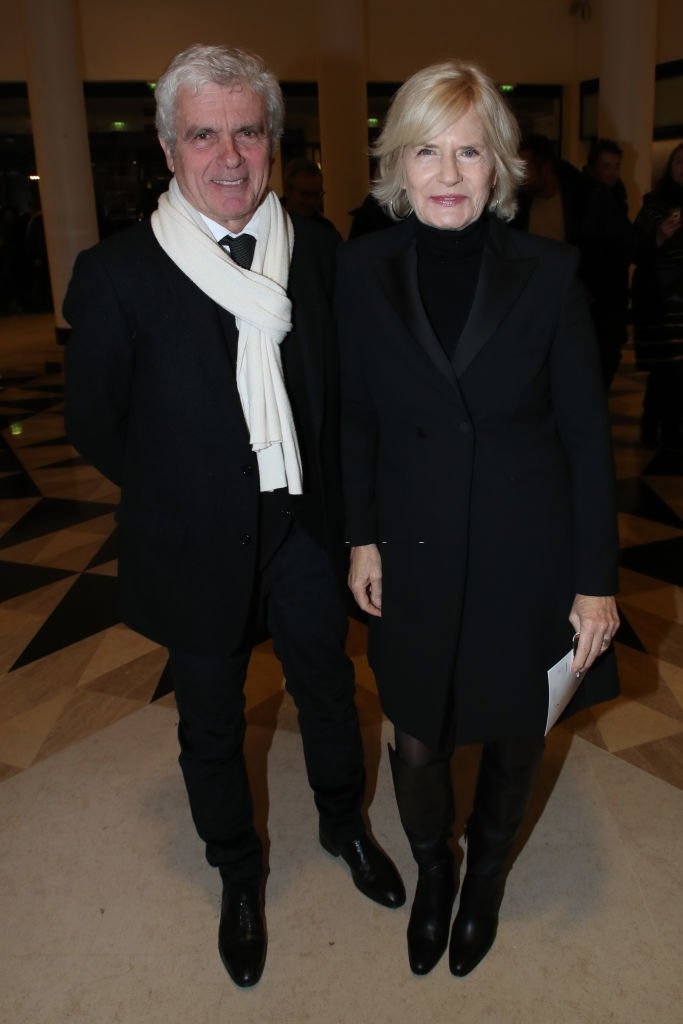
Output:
(219, 232), (256, 270)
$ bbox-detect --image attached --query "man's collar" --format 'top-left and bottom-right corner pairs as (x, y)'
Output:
(199, 206), (262, 242)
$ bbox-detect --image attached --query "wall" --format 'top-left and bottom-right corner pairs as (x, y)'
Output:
(1, 0), (677, 86)
(2, 0), (681, 172)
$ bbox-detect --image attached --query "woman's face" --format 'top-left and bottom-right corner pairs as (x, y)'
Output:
(669, 148), (683, 187)
(401, 107), (496, 230)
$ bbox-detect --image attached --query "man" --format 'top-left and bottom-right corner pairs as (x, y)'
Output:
(514, 133), (587, 245)
(64, 44), (404, 989)
(281, 156), (339, 233)
(282, 157), (324, 217)
(582, 138), (635, 387)
(584, 137), (627, 193)
(515, 133), (634, 388)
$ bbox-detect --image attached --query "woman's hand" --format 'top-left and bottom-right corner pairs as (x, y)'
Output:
(569, 594), (620, 675)
(656, 209), (682, 245)
(349, 544), (383, 617)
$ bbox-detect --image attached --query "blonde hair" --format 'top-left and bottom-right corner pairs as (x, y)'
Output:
(372, 60), (524, 222)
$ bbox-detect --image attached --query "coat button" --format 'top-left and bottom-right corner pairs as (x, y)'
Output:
(459, 422), (472, 434)
(241, 463), (255, 476)
(240, 533), (253, 545)
(280, 508), (292, 519)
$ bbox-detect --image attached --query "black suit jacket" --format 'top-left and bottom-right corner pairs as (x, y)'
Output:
(64, 213), (343, 654)
(337, 214), (619, 747)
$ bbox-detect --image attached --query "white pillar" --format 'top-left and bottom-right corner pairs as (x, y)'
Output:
(20, 0), (99, 338)
(598, 0), (658, 213)
(317, 0), (369, 238)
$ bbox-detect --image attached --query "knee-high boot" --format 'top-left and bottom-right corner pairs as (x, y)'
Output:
(389, 746), (456, 975)
(449, 736), (545, 977)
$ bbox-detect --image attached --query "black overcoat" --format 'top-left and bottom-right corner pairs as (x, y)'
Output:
(337, 215), (619, 748)
(64, 214), (343, 654)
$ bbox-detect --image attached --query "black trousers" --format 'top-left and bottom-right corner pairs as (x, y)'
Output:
(169, 522), (365, 886)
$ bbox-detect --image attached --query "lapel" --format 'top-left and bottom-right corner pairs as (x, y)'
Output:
(287, 235), (326, 440)
(453, 217), (537, 377)
(375, 217), (538, 388)
(376, 223), (458, 397)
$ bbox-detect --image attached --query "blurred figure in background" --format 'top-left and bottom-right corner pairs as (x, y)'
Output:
(516, 134), (634, 388)
(582, 138), (635, 388)
(632, 142), (683, 450)
(282, 157), (339, 234)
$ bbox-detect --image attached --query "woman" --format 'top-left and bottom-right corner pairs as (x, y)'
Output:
(336, 61), (620, 978)
(632, 142), (683, 449)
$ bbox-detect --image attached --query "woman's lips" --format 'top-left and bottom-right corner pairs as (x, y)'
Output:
(430, 195), (466, 206)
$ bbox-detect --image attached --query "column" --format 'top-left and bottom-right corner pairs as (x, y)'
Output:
(20, 0), (99, 340)
(317, 0), (369, 237)
(598, 0), (658, 214)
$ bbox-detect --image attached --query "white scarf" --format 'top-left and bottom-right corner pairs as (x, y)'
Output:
(151, 179), (302, 494)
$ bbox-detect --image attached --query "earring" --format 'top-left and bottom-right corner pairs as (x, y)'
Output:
(389, 195), (406, 219)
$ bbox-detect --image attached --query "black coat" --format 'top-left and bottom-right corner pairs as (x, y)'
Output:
(337, 215), (619, 748)
(64, 214), (343, 654)
(632, 188), (683, 370)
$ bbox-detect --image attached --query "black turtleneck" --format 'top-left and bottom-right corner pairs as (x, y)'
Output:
(415, 213), (487, 360)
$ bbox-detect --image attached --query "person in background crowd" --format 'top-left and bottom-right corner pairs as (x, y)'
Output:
(632, 142), (683, 449)
(281, 156), (339, 234)
(582, 138), (635, 387)
(516, 133), (634, 388)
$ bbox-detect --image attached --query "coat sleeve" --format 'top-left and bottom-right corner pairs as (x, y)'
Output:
(549, 250), (619, 596)
(63, 247), (135, 487)
(336, 245), (379, 546)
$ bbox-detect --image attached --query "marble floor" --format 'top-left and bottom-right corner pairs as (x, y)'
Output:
(1, 314), (682, 1023)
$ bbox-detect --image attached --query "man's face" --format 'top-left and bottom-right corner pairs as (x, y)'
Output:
(591, 152), (621, 188)
(161, 81), (272, 232)
(519, 151), (556, 198)
(286, 171), (324, 217)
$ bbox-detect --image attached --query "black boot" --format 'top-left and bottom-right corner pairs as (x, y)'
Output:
(389, 745), (456, 975)
(449, 736), (544, 977)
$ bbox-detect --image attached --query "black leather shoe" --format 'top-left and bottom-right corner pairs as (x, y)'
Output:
(448, 873), (504, 977)
(218, 884), (267, 987)
(319, 827), (406, 908)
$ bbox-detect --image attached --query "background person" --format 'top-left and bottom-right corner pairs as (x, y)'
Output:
(632, 142), (683, 449)
(281, 156), (338, 234)
(337, 60), (620, 980)
(582, 138), (635, 388)
(516, 133), (634, 388)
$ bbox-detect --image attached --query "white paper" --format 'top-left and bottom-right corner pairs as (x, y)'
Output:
(546, 647), (583, 735)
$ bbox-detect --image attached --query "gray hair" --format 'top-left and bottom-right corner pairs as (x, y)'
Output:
(155, 44), (285, 151)
(372, 60), (525, 222)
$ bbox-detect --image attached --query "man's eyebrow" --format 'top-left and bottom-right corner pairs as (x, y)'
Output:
(181, 121), (266, 140)
(182, 123), (216, 139)
(235, 121), (266, 134)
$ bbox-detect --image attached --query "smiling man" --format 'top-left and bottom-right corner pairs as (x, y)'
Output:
(63, 44), (404, 988)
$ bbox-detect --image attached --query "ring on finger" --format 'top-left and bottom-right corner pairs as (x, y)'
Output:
(600, 636), (611, 647)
